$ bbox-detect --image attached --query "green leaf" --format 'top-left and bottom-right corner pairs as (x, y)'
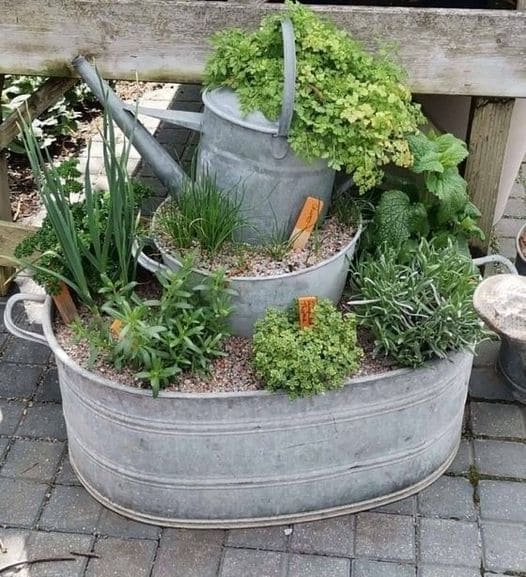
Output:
(425, 167), (467, 200)
(435, 133), (469, 168)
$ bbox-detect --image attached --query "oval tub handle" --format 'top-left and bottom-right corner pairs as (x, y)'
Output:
(3, 293), (49, 346)
(277, 18), (297, 138)
(473, 254), (518, 275)
(133, 240), (171, 275)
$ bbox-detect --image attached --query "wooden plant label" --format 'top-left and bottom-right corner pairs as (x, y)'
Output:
(290, 197), (324, 251)
(298, 296), (317, 329)
(52, 282), (79, 325)
(110, 319), (123, 338)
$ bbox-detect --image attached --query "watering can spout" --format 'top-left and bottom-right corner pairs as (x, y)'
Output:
(123, 104), (204, 132)
(72, 56), (187, 192)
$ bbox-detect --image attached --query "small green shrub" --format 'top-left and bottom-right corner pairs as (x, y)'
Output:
(352, 239), (487, 367)
(72, 259), (234, 397)
(157, 174), (246, 255)
(368, 131), (484, 253)
(252, 300), (363, 397)
(205, 1), (424, 192)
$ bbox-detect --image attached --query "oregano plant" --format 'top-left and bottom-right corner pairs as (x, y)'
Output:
(204, 1), (424, 192)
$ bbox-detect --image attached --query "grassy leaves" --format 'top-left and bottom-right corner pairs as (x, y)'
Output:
(157, 174), (246, 256)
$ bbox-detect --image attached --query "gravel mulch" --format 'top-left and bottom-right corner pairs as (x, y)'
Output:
(153, 210), (357, 278)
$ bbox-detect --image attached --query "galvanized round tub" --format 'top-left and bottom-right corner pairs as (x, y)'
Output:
(5, 294), (473, 528)
(146, 211), (362, 337)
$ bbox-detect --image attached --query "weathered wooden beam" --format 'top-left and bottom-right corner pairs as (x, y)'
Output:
(0, 75), (11, 222)
(0, 77), (77, 151)
(0, 2), (525, 96)
(465, 97), (515, 252)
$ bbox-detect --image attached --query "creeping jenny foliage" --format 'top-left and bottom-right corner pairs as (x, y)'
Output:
(204, 1), (424, 192)
(252, 300), (362, 397)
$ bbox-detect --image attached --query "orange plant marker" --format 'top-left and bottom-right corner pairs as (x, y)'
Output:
(52, 282), (78, 325)
(290, 197), (324, 251)
(298, 296), (317, 329)
(110, 319), (124, 338)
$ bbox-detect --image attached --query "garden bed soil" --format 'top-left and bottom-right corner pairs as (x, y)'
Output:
(54, 316), (395, 394)
(153, 211), (356, 278)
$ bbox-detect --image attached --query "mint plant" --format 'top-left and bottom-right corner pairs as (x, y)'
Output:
(205, 1), (424, 192)
(368, 131), (484, 252)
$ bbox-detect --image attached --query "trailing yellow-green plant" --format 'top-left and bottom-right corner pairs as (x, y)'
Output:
(205, 1), (424, 192)
(252, 300), (363, 398)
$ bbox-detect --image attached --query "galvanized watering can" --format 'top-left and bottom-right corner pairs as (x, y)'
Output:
(123, 19), (336, 244)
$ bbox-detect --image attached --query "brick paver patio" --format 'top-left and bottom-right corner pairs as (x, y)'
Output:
(0, 85), (524, 576)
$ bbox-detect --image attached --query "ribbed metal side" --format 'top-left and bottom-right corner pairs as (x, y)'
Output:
(40, 300), (472, 527)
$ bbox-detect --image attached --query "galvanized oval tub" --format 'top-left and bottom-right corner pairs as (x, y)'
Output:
(5, 294), (472, 529)
(516, 222), (526, 276)
(145, 209), (362, 337)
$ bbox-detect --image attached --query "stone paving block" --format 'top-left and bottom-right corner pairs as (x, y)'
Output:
(474, 439), (526, 479)
(470, 402), (525, 438)
(473, 340), (499, 368)
(35, 367), (62, 402)
(418, 476), (476, 521)
(353, 559), (416, 576)
(173, 84), (202, 101)
(0, 439), (64, 481)
(419, 519), (481, 567)
(447, 439), (473, 475)
(97, 508), (160, 540)
(85, 537), (157, 577)
(373, 496), (416, 516)
(0, 333), (7, 350)
(503, 197), (526, 218)
(288, 553), (350, 577)
(290, 515), (354, 557)
(510, 179), (525, 199)
(0, 363), (43, 399)
(1, 338), (50, 365)
(55, 454), (81, 485)
(469, 369), (514, 401)
(227, 526), (288, 551)
(220, 548), (284, 577)
(418, 566), (481, 577)
(0, 478), (48, 526)
(0, 437), (8, 459)
(16, 403), (67, 440)
(25, 530), (94, 577)
(498, 237), (516, 259)
(0, 399), (25, 434)
(479, 480), (526, 523)
(355, 513), (415, 562)
(153, 528), (223, 577)
(39, 485), (102, 533)
(495, 217), (524, 238)
(481, 521), (526, 573)
(0, 528), (30, 567)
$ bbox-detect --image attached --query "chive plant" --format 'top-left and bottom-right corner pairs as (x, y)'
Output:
(157, 173), (246, 256)
(17, 105), (140, 307)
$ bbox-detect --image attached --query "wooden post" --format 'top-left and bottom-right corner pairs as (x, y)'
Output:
(465, 0), (525, 254)
(465, 97), (514, 253)
(0, 74), (15, 295)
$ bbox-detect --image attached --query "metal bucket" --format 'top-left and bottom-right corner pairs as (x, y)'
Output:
(141, 210), (362, 336)
(4, 294), (473, 528)
(127, 20), (336, 244)
(498, 336), (526, 403)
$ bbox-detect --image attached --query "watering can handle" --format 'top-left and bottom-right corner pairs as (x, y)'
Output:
(277, 18), (296, 138)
